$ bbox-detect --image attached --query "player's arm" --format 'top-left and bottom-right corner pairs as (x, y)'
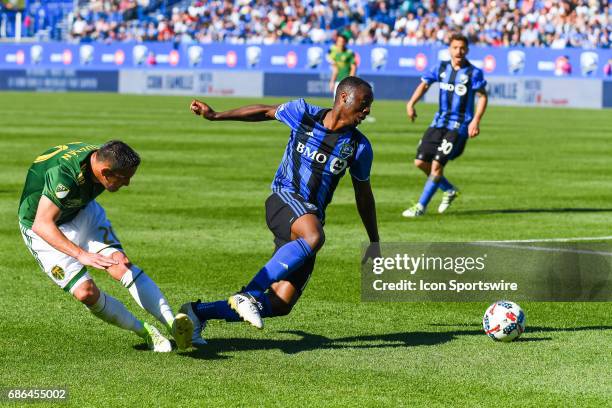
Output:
(190, 99), (279, 122)
(352, 177), (381, 262)
(32, 196), (117, 269)
(468, 89), (488, 138)
(349, 61), (357, 76)
(406, 81), (430, 122)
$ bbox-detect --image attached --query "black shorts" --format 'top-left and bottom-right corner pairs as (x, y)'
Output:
(415, 127), (467, 165)
(265, 191), (321, 293)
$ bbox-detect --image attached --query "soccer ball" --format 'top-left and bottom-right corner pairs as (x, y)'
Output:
(482, 300), (526, 342)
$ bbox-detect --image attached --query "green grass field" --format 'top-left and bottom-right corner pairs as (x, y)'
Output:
(0, 92), (610, 407)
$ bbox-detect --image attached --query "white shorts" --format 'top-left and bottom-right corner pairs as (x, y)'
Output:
(19, 201), (123, 294)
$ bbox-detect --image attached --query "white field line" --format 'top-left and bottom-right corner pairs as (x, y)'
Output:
(469, 242), (612, 257)
(477, 236), (612, 243)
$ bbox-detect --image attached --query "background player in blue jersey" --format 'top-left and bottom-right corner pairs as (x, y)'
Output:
(403, 33), (488, 217)
(181, 77), (380, 345)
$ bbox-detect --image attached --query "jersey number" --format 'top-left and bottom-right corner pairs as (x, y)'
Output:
(438, 140), (453, 155)
(34, 145), (70, 163)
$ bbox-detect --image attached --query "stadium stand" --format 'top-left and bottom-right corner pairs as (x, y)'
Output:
(1, 0), (610, 48)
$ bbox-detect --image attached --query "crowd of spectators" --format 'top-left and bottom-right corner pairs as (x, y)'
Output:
(65, 0), (611, 48)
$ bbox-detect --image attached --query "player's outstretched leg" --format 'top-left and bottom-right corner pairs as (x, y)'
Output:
(183, 256), (316, 342)
(404, 159), (430, 217)
(420, 164), (458, 213)
(102, 249), (193, 350)
(184, 214), (321, 335)
(232, 214), (322, 328)
(404, 160), (446, 217)
(182, 291), (273, 341)
(229, 237), (314, 328)
(75, 279), (172, 352)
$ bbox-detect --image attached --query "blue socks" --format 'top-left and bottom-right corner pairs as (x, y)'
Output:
(418, 177), (440, 207)
(244, 238), (313, 298)
(419, 176), (456, 208)
(194, 294), (273, 322)
(438, 177), (455, 193)
(194, 300), (239, 321)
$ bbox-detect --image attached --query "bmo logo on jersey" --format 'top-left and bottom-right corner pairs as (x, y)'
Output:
(439, 82), (467, 96)
(296, 142), (348, 175)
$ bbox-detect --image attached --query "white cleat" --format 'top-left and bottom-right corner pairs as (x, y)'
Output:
(143, 322), (172, 352)
(402, 203), (425, 218)
(179, 301), (207, 346)
(171, 313), (194, 350)
(228, 293), (263, 329)
(438, 190), (460, 213)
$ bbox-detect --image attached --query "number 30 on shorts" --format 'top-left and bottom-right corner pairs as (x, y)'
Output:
(438, 139), (453, 155)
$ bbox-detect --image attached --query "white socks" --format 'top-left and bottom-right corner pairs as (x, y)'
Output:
(87, 291), (145, 337)
(120, 266), (175, 330)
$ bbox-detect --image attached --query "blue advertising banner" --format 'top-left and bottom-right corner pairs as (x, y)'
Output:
(264, 72), (420, 99)
(603, 82), (612, 108)
(0, 69), (119, 92)
(264, 72), (330, 98)
(1, 42), (611, 79)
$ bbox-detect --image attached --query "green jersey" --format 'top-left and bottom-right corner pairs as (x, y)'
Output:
(329, 46), (355, 82)
(18, 142), (104, 228)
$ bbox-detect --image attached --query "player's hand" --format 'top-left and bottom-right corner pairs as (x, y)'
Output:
(406, 104), (417, 122)
(190, 99), (216, 120)
(468, 120), (480, 138)
(76, 251), (118, 269)
(361, 242), (381, 265)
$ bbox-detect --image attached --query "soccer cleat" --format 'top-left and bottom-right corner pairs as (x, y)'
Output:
(438, 190), (460, 214)
(179, 301), (207, 346)
(171, 312), (194, 350)
(402, 203), (425, 218)
(143, 322), (172, 352)
(228, 293), (264, 329)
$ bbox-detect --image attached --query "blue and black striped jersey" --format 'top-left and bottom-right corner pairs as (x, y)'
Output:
(422, 60), (487, 136)
(273, 98), (373, 219)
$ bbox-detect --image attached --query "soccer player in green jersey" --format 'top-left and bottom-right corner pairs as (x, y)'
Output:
(328, 34), (357, 95)
(18, 141), (193, 352)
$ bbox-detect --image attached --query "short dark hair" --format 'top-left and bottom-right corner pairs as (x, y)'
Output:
(449, 33), (469, 46)
(96, 140), (141, 170)
(335, 76), (373, 103)
(337, 33), (349, 42)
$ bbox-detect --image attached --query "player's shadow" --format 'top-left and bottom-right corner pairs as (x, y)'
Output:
(449, 207), (612, 216)
(180, 325), (612, 360)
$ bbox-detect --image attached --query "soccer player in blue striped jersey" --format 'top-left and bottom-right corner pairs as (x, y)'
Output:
(181, 77), (380, 344)
(403, 33), (488, 217)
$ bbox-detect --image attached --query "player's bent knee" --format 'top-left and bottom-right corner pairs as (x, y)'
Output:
(303, 229), (325, 252)
(72, 280), (100, 306)
(110, 250), (130, 264)
(102, 249), (132, 281)
(431, 162), (444, 178)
